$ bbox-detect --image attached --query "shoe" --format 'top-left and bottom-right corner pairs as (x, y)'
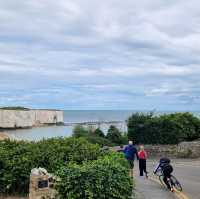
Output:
(170, 187), (174, 192)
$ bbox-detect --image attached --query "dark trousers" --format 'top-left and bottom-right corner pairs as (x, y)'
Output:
(163, 174), (171, 190)
(139, 159), (147, 176)
(163, 166), (173, 190)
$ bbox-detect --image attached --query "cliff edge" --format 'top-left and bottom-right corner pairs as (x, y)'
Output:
(0, 109), (64, 129)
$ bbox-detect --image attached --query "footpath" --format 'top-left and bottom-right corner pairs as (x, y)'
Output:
(134, 159), (196, 199)
(134, 173), (177, 199)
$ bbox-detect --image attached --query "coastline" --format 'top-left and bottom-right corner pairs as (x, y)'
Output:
(0, 109), (64, 129)
(0, 132), (11, 140)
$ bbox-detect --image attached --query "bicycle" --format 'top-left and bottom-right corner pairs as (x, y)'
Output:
(154, 170), (183, 192)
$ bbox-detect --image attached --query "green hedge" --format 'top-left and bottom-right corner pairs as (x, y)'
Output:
(73, 125), (127, 146)
(56, 153), (134, 199)
(0, 137), (101, 194)
(127, 112), (200, 144)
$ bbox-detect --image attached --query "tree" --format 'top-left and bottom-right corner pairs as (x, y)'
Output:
(107, 125), (123, 145)
(127, 112), (200, 144)
(127, 112), (154, 143)
(73, 125), (88, 138)
(93, 128), (105, 137)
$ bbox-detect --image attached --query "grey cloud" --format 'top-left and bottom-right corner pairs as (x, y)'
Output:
(0, 0), (200, 110)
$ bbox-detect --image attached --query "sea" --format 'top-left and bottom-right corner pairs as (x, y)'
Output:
(5, 110), (200, 141)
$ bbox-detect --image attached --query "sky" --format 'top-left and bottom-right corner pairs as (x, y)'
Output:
(0, 0), (200, 111)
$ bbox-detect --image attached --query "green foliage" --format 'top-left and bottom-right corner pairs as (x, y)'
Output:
(84, 134), (114, 147)
(72, 125), (127, 146)
(107, 125), (124, 145)
(127, 112), (200, 144)
(94, 128), (105, 137)
(0, 137), (101, 194)
(56, 153), (134, 199)
(72, 125), (114, 146)
(73, 125), (89, 138)
(0, 106), (30, 110)
(171, 112), (200, 141)
(127, 112), (153, 143)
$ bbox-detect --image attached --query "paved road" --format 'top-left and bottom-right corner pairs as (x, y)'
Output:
(134, 159), (200, 199)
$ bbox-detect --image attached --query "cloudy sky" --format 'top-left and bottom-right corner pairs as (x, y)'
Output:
(0, 0), (200, 110)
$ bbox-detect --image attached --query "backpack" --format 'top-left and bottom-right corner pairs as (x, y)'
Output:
(162, 164), (173, 174)
(124, 145), (134, 160)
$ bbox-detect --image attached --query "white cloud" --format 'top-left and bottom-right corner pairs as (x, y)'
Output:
(0, 0), (200, 110)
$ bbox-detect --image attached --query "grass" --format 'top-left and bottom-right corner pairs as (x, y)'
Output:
(0, 107), (30, 110)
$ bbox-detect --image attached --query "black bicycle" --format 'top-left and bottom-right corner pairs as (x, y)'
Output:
(158, 173), (183, 192)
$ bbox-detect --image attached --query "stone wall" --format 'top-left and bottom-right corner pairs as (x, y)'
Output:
(143, 140), (200, 158)
(0, 109), (64, 129)
(177, 139), (200, 158)
(144, 144), (178, 158)
(113, 140), (200, 158)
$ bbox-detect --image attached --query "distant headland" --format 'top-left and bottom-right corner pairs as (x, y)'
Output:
(0, 107), (64, 129)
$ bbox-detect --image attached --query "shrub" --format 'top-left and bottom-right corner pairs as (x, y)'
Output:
(171, 112), (200, 141)
(93, 128), (105, 137)
(73, 125), (88, 138)
(107, 125), (124, 145)
(72, 125), (114, 146)
(127, 112), (200, 144)
(0, 137), (101, 194)
(56, 153), (134, 199)
(127, 112), (154, 143)
(85, 135), (114, 147)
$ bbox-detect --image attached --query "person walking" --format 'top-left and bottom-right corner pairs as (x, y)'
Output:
(138, 145), (148, 178)
(124, 141), (139, 178)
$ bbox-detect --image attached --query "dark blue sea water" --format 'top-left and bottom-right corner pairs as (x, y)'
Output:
(6, 110), (200, 141)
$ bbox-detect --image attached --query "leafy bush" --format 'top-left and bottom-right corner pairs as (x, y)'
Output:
(84, 134), (114, 147)
(73, 125), (89, 138)
(127, 112), (200, 144)
(171, 112), (200, 141)
(72, 125), (114, 146)
(94, 128), (105, 137)
(107, 125), (125, 145)
(0, 137), (101, 194)
(56, 153), (134, 199)
(127, 112), (153, 143)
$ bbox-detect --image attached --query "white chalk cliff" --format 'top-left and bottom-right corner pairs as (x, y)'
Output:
(0, 109), (64, 129)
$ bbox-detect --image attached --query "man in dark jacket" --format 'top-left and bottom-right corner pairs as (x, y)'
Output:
(124, 140), (139, 177)
(154, 158), (174, 191)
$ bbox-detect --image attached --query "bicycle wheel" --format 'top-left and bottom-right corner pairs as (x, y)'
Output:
(170, 175), (182, 191)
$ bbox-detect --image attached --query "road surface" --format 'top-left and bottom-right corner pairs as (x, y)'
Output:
(134, 159), (200, 199)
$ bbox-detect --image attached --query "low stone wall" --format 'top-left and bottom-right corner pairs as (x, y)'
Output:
(144, 144), (178, 158)
(177, 140), (200, 158)
(144, 140), (200, 158)
(113, 140), (200, 159)
(0, 109), (64, 129)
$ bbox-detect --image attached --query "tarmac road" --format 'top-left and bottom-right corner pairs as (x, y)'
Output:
(134, 159), (200, 199)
